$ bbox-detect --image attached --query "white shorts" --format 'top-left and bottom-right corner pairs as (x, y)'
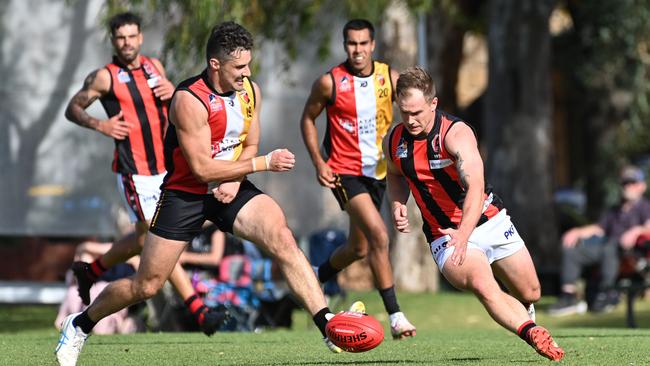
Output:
(429, 209), (525, 271)
(116, 173), (165, 223)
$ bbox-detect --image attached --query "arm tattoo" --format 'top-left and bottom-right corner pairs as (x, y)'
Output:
(66, 70), (101, 129)
(455, 152), (470, 189)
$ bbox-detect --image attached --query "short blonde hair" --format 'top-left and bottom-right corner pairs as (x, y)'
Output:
(396, 66), (436, 102)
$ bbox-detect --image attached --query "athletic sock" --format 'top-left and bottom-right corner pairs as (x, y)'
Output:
(517, 320), (537, 345)
(313, 307), (332, 337)
(72, 310), (97, 334)
(317, 260), (340, 283)
(88, 258), (107, 281)
(184, 294), (208, 325)
(379, 285), (401, 315)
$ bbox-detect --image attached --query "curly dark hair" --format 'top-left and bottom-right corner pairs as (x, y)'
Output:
(108, 12), (141, 37)
(206, 21), (254, 64)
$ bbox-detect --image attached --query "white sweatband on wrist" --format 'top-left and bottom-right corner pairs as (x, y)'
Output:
(264, 151), (273, 170)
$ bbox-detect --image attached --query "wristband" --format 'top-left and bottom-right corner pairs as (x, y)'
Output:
(252, 156), (266, 172)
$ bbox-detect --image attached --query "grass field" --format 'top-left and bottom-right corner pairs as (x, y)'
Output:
(2, 291), (649, 365)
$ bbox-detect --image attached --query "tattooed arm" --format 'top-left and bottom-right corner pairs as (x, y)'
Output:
(439, 122), (486, 266)
(65, 68), (132, 140)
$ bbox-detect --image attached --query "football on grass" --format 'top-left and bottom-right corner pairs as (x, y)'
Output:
(325, 311), (384, 352)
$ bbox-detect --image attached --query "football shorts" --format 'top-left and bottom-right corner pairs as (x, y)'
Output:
(116, 172), (165, 223)
(330, 174), (386, 211)
(429, 209), (525, 270)
(149, 179), (263, 242)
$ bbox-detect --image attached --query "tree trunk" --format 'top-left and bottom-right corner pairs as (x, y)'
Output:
(483, 0), (557, 269)
(374, 1), (440, 292)
(0, 0), (90, 230)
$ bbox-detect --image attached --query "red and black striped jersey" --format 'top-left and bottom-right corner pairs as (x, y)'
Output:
(162, 70), (256, 194)
(323, 61), (393, 179)
(100, 55), (167, 176)
(388, 110), (503, 242)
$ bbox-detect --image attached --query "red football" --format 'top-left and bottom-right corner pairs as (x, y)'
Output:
(325, 311), (384, 352)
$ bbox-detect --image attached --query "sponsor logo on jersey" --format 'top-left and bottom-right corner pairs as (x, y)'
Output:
(358, 117), (376, 135)
(360, 80), (368, 88)
(147, 76), (160, 88)
(504, 224), (516, 239)
(339, 119), (356, 134)
(211, 137), (241, 158)
(377, 74), (385, 86)
(142, 62), (158, 77)
(117, 69), (131, 83)
(208, 94), (222, 112)
(429, 159), (453, 170)
(339, 76), (352, 92)
(241, 90), (250, 104)
(432, 134), (441, 153)
(396, 138), (408, 158)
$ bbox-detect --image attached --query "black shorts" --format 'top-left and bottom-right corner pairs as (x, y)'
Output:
(149, 180), (263, 242)
(330, 174), (386, 211)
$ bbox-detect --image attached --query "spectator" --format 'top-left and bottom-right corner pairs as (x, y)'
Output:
(548, 165), (650, 315)
(55, 238), (142, 335)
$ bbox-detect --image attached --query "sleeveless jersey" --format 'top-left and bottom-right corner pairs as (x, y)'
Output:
(323, 61), (393, 179)
(388, 110), (503, 242)
(162, 70), (256, 194)
(100, 55), (167, 176)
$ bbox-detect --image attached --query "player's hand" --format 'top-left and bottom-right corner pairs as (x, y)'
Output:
(393, 203), (410, 233)
(98, 111), (131, 140)
(211, 181), (241, 203)
(438, 227), (469, 266)
(152, 78), (175, 101)
(267, 149), (295, 172)
(316, 161), (336, 188)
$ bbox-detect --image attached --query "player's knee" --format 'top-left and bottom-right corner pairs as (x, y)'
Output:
(468, 278), (496, 300)
(133, 277), (164, 300)
(367, 229), (389, 253)
(521, 285), (541, 303)
(267, 226), (298, 258)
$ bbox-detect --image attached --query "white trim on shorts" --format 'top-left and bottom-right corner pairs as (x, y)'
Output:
(429, 209), (525, 271)
(116, 172), (165, 223)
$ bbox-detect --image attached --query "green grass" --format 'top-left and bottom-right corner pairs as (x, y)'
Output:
(2, 291), (650, 365)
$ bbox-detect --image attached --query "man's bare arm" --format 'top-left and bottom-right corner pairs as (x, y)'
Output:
(445, 122), (486, 238)
(171, 91), (293, 183)
(64, 68), (111, 130)
(300, 74), (332, 168)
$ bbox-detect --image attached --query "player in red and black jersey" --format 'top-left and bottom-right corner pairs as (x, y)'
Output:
(56, 21), (339, 365)
(300, 19), (415, 340)
(62, 12), (223, 340)
(384, 67), (564, 361)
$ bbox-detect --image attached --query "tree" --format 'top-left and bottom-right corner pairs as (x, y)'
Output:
(483, 0), (557, 267)
(0, 0), (91, 232)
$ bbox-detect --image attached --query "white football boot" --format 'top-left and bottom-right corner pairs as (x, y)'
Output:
(55, 313), (89, 366)
(389, 311), (416, 339)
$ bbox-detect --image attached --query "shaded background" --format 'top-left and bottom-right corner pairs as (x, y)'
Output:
(3, 0), (650, 291)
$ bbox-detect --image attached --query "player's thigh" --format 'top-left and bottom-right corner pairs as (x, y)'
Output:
(491, 245), (540, 297)
(135, 232), (187, 287)
(347, 193), (388, 242)
(442, 248), (497, 292)
(232, 194), (293, 252)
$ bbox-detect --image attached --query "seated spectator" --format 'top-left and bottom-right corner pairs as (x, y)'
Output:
(55, 237), (143, 334)
(150, 223), (297, 332)
(548, 165), (650, 316)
